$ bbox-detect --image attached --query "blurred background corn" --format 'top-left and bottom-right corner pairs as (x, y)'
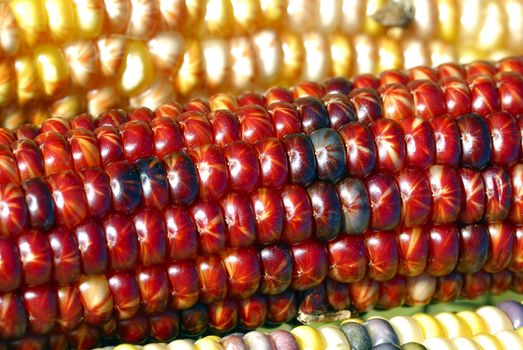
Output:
(2, 0), (523, 126)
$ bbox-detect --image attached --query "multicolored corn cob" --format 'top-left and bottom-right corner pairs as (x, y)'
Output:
(74, 299), (523, 350)
(3, 0), (523, 126)
(1, 56), (523, 349)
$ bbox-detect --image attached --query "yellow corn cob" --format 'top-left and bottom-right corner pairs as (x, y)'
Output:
(1, 0), (523, 128)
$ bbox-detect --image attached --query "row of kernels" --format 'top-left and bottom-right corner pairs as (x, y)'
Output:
(2, 0), (523, 54)
(90, 301), (523, 350)
(1, 270), (520, 347)
(3, 31), (522, 125)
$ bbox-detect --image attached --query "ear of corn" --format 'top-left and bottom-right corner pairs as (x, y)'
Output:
(2, 0), (523, 126)
(0, 53), (523, 348)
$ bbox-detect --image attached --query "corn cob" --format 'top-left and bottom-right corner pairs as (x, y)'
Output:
(1, 59), (523, 348)
(88, 299), (523, 350)
(2, 0), (523, 126)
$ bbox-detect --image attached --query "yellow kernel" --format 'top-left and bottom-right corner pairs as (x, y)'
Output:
(172, 39), (203, 97)
(44, 0), (75, 42)
(302, 32), (330, 82)
(15, 54), (41, 104)
(340, 0), (364, 34)
(437, 0), (459, 42)
(8, 0), (47, 47)
(317, 325), (351, 349)
(413, 313), (446, 338)
(202, 38), (229, 90)
(34, 44), (70, 97)
(389, 315), (425, 344)
(204, 0), (233, 36)
(376, 36), (403, 72)
(473, 333), (504, 350)
(318, 0), (342, 33)
(78, 274), (114, 321)
(229, 36), (255, 91)
(353, 34), (377, 74)
(0, 2), (20, 54)
(435, 312), (473, 339)
(411, 0), (438, 40)
(194, 337), (224, 350)
(118, 40), (153, 96)
(402, 38), (430, 69)
(457, 311), (488, 336)
(73, 0), (103, 39)
(329, 33), (354, 78)
(252, 29), (282, 85)
(279, 31), (304, 86)
(459, 0), (483, 45)
(477, 0), (507, 51)
(231, 0), (261, 32)
(291, 325), (326, 350)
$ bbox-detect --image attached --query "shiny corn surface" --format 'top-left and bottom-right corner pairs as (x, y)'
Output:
(0, 57), (523, 348)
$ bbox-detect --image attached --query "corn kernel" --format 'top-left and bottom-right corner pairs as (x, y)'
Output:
(98, 35), (127, 78)
(253, 29), (282, 85)
(413, 314), (445, 338)
(0, 2), (20, 54)
(328, 33), (354, 77)
(65, 40), (99, 88)
(34, 43), (70, 97)
(279, 31), (304, 85)
(73, 0), (103, 38)
(127, 0), (159, 38)
(15, 54), (41, 104)
(8, 0), (47, 47)
(44, 0), (75, 42)
(118, 40), (153, 96)
(104, 0), (131, 33)
(173, 39), (203, 97)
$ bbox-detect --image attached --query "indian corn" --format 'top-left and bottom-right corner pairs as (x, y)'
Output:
(1, 57), (523, 348)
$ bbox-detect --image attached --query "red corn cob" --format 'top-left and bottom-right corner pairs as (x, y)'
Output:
(1, 57), (523, 349)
